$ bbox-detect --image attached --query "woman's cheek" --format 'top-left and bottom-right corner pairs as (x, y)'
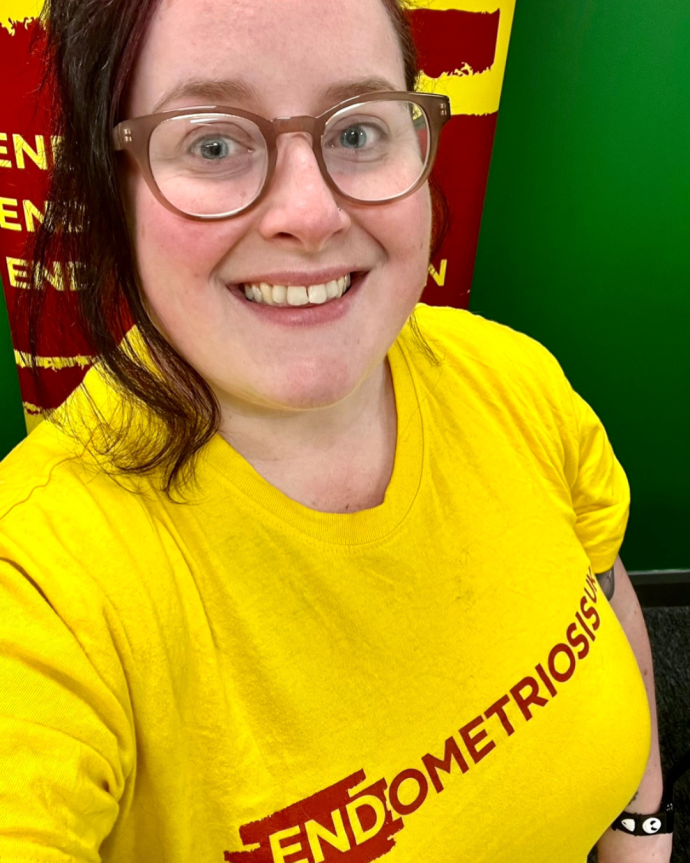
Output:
(396, 188), (433, 290)
(134, 205), (223, 299)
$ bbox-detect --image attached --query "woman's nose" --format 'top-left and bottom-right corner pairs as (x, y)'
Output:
(255, 132), (345, 247)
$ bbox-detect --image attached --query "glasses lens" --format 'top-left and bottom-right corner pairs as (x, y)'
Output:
(322, 100), (430, 202)
(149, 113), (268, 217)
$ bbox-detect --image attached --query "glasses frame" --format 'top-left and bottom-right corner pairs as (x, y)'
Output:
(112, 91), (451, 221)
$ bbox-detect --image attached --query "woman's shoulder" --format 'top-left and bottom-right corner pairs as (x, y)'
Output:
(0, 360), (161, 524)
(0, 410), (152, 548)
(0, 419), (82, 518)
(410, 303), (562, 370)
(400, 304), (580, 427)
(0, 413), (170, 618)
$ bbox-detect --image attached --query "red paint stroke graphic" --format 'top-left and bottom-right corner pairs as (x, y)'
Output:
(224, 771), (403, 863)
(409, 9), (500, 78)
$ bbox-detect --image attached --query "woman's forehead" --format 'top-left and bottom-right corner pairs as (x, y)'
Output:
(130, 0), (406, 116)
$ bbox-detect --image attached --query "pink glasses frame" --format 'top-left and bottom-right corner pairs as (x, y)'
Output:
(112, 90), (451, 221)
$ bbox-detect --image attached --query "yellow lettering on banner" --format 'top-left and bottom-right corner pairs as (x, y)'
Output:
(5, 257), (82, 290)
(0, 198), (22, 231)
(306, 810), (351, 862)
(428, 258), (448, 286)
(345, 795), (386, 845)
(13, 134), (48, 170)
(14, 351), (94, 370)
(0, 133), (11, 168)
(41, 261), (65, 290)
(268, 826), (307, 863)
(6, 257), (29, 287)
(23, 199), (45, 231)
(15, 352), (92, 370)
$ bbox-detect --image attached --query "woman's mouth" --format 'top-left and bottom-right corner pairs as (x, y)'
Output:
(240, 273), (353, 307)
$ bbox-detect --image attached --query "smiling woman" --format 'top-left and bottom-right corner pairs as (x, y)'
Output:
(0, 1), (664, 862)
(26, 0), (450, 495)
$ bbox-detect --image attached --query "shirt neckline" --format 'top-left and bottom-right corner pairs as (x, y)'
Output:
(199, 335), (425, 546)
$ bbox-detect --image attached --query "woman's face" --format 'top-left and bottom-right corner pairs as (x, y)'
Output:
(125, 0), (432, 416)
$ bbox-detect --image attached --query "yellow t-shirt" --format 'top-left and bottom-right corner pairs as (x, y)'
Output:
(0, 305), (650, 863)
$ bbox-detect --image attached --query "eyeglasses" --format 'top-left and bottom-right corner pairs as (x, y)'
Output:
(112, 91), (451, 221)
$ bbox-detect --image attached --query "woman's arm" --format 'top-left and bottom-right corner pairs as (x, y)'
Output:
(595, 556), (673, 863)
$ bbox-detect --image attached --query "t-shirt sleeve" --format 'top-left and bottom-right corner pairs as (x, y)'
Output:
(414, 306), (632, 576)
(562, 384), (631, 575)
(496, 320), (631, 575)
(0, 556), (134, 862)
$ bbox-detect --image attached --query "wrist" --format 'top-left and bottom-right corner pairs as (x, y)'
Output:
(598, 827), (673, 863)
(611, 798), (674, 836)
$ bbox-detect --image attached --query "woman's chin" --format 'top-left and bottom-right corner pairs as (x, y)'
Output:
(212, 369), (363, 417)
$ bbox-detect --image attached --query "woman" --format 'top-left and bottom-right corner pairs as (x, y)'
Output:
(0, 0), (671, 861)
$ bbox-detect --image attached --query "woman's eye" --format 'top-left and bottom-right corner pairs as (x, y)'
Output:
(200, 139), (229, 159)
(340, 126), (369, 148)
(331, 123), (384, 150)
(192, 137), (233, 159)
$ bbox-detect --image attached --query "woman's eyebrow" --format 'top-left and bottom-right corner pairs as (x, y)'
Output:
(151, 79), (259, 113)
(150, 76), (399, 115)
(320, 76), (401, 103)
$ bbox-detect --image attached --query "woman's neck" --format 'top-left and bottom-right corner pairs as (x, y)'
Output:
(215, 360), (397, 513)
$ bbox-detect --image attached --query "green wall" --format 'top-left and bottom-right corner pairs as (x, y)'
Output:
(0, 277), (25, 460)
(470, 0), (690, 570)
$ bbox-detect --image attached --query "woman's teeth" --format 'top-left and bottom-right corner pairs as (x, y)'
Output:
(242, 274), (352, 306)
